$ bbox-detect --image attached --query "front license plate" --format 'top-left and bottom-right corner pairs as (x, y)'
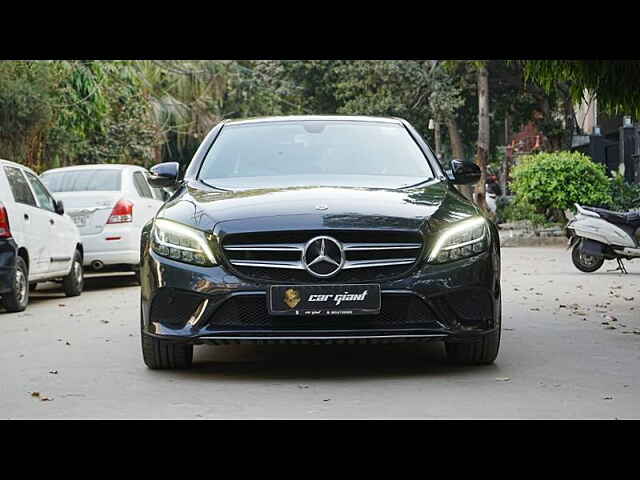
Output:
(72, 215), (88, 227)
(269, 284), (381, 316)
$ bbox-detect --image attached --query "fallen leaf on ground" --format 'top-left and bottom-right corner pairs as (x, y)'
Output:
(31, 392), (40, 397)
(48, 370), (58, 374)
(603, 395), (614, 400)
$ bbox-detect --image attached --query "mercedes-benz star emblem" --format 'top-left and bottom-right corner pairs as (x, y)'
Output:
(303, 236), (344, 278)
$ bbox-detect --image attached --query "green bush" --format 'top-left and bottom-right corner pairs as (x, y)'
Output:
(608, 173), (640, 211)
(497, 197), (548, 226)
(511, 151), (612, 221)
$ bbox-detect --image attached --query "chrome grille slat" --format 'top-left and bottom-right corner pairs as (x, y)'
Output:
(343, 243), (421, 251)
(224, 243), (305, 252)
(229, 260), (305, 269)
(343, 259), (416, 269)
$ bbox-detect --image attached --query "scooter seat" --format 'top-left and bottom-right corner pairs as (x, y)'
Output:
(583, 206), (640, 228)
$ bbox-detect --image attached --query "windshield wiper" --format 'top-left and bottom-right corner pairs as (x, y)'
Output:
(198, 179), (232, 192)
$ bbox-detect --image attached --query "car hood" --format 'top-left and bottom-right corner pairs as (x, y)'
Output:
(157, 179), (479, 236)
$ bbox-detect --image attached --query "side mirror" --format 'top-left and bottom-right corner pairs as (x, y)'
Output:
(149, 162), (180, 188)
(450, 159), (481, 185)
(55, 199), (65, 215)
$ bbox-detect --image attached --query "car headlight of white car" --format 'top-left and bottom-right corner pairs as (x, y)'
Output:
(428, 216), (488, 264)
(151, 218), (217, 266)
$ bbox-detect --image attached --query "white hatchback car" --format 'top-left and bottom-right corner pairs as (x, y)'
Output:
(0, 159), (84, 312)
(40, 164), (166, 281)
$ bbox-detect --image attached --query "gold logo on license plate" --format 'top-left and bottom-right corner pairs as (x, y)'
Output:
(283, 288), (301, 309)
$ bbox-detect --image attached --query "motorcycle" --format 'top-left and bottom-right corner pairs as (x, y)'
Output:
(566, 204), (640, 273)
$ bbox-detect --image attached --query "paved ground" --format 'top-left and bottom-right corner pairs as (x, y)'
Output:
(1, 247), (638, 419)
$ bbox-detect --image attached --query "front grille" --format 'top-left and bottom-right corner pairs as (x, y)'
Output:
(222, 229), (423, 283)
(207, 293), (438, 330)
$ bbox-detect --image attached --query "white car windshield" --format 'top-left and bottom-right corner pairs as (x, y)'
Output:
(199, 121), (435, 189)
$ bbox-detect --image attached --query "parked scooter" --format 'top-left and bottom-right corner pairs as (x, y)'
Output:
(566, 204), (640, 273)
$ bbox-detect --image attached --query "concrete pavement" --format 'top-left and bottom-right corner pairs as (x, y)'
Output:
(1, 247), (638, 419)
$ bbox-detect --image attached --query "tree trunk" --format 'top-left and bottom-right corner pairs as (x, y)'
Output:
(434, 121), (441, 160)
(447, 117), (473, 200)
(501, 111), (512, 195)
(475, 64), (489, 212)
(562, 90), (575, 150)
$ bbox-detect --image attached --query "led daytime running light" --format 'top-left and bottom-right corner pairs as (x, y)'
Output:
(152, 218), (216, 266)
(428, 217), (487, 262)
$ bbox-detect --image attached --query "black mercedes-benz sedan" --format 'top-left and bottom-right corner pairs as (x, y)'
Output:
(140, 116), (501, 369)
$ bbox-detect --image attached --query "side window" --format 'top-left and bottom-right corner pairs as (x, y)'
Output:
(132, 171), (153, 199)
(3, 166), (37, 207)
(24, 171), (56, 212)
(146, 173), (167, 201)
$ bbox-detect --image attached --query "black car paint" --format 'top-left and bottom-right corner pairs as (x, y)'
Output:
(140, 116), (501, 343)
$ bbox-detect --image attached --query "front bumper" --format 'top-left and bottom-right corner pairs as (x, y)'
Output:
(0, 238), (18, 295)
(140, 239), (501, 344)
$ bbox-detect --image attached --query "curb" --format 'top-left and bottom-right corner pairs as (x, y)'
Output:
(498, 230), (567, 247)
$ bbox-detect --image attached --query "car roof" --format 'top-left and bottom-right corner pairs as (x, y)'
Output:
(0, 158), (38, 176)
(222, 115), (405, 126)
(40, 164), (147, 175)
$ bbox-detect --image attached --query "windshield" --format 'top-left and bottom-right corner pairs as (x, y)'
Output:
(41, 169), (122, 193)
(199, 121), (435, 189)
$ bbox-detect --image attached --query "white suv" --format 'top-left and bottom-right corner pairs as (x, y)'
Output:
(40, 164), (166, 281)
(0, 159), (84, 312)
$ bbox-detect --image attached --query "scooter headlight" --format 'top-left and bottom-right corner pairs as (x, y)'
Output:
(428, 217), (488, 264)
(151, 218), (217, 266)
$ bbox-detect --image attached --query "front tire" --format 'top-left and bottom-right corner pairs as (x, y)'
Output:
(572, 243), (604, 273)
(62, 250), (84, 297)
(141, 334), (194, 369)
(445, 328), (501, 365)
(1, 257), (29, 313)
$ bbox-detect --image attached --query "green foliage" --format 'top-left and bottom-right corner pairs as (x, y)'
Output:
(520, 60), (640, 118)
(608, 173), (640, 211)
(511, 151), (612, 219)
(0, 62), (56, 164)
(497, 197), (548, 226)
(0, 61), (160, 171)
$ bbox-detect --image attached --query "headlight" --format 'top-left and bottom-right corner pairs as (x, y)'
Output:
(151, 218), (216, 266)
(428, 216), (488, 264)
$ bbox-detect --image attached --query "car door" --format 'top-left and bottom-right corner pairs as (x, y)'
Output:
(2, 165), (49, 277)
(23, 170), (75, 275)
